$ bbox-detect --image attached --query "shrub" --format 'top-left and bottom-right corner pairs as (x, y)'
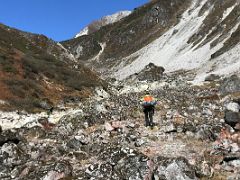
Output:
(8, 97), (42, 112)
(4, 78), (44, 99)
(22, 52), (101, 91)
(0, 55), (17, 74)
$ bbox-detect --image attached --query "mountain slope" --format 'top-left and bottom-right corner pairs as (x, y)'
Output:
(0, 24), (105, 112)
(62, 0), (191, 66)
(62, 0), (240, 82)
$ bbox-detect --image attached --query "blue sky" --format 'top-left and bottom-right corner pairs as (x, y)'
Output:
(0, 0), (148, 41)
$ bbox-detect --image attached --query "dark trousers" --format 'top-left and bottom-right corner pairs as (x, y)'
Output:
(144, 106), (154, 127)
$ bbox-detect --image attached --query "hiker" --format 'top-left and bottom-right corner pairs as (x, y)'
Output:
(141, 91), (157, 128)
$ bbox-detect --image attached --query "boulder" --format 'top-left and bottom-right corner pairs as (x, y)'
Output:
(205, 74), (221, 82)
(224, 110), (240, 128)
(105, 122), (114, 131)
(130, 63), (165, 82)
(220, 75), (240, 94)
(66, 138), (82, 150)
(0, 130), (20, 146)
(153, 157), (197, 180)
(113, 152), (151, 179)
(163, 122), (177, 133)
(225, 102), (240, 112)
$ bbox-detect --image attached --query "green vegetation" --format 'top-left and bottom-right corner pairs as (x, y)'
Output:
(8, 98), (42, 112)
(4, 78), (45, 112)
(23, 51), (101, 90)
(0, 55), (18, 74)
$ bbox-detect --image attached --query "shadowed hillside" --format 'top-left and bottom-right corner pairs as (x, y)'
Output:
(0, 24), (105, 112)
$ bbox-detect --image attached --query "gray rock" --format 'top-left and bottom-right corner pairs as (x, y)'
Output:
(135, 139), (146, 147)
(229, 160), (240, 168)
(66, 138), (82, 150)
(186, 131), (195, 137)
(205, 74), (220, 82)
(0, 165), (11, 179)
(127, 122), (136, 128)
(226, 102), (240, 112)
(42, 161), (73, 180)
(0, 142), (24, 166)
(54, 161), (73, 176)
(129, 63), (165, 82)
(227, 174), (240, 180)
(154, 157), (197, 180)
(202, 108), (213, 116)
(74, 135), (89, 145)
(163, 123), (177, 133)
(220, 75), (240, 94)
(39, 100), (52, 110)
(224, 110), (240, 128)
(114, 153), (150, 179)
(0, 130), (20, 147)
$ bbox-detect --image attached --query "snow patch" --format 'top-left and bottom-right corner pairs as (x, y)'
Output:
(0, 108), (84, 130)
(102, 11), (131, 24)
(75, 27), (89, 38)
(222, 4), (236, 21)
(75, 11), (131, 38)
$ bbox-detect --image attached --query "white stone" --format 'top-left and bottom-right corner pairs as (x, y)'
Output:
(229, 160), (240, 168)
(95, 103), (107, 113)
(104, 122), (114, 131)
(202, 109), (213, 116)
(95, 87), (110, 100)
(230, 143), (240, 153)
(226, 102), (240, 112)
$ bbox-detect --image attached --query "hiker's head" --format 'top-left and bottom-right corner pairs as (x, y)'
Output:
(145, 90), (150, 95)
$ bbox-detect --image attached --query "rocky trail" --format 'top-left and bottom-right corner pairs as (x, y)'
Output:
(0, 74), (240, 179)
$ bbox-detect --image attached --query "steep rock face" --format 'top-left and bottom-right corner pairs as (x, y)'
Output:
(0, 24), (105, 112)
(62, 0), (240, 81)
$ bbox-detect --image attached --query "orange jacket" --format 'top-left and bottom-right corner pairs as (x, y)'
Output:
(143, 95), (154, 102)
